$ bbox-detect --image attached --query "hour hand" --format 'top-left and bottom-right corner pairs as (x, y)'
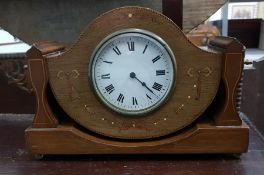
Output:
(143, 83), (159, 99)
(130, 72), (156, 96)
(142, 82), (154, 94)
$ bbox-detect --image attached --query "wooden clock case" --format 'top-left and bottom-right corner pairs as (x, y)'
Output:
(25, 7), (249, 155)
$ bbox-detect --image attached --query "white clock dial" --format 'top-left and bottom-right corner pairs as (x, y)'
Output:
(90, 29), (176, 115)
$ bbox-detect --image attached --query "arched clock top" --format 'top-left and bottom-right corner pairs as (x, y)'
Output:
(47, 7), (222, 139)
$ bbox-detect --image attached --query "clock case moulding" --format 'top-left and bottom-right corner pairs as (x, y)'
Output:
(25, 7), (249, 156)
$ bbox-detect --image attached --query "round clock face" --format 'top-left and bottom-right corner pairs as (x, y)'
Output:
(90, 29), (176, 115)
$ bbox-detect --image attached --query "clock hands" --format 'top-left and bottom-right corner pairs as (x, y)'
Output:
(130, 72), (156, 96)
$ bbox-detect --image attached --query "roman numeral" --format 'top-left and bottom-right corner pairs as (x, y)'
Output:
(152, 82), (163, 91)
(113, 46), (121, 55)
(143, 44), (148, 54)
(101, 73), (110, 79)
(105, 84), (115, 94)
(103, 61), (113, 64)
(132, 97), (138, 105)
(127, 42), (135, 51)
(156, 70), (166, 76)
(117, 93), (125, 103)
(152, 55), (161, 63)
(146, 94), (152, 100)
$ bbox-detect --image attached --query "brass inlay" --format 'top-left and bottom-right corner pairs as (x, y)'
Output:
(56, 70), (80, 80)
(57, 70), (81, 101)
(187, 67), (212, 100)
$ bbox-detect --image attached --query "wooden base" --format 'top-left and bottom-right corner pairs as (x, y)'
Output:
(25, 120), (249, 155)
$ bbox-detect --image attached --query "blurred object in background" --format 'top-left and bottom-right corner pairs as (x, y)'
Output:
(187, 24), (221, 46)
(208, 1), (264, 48)
(0, 28), (35, 114)
(0, 0), (226, 45)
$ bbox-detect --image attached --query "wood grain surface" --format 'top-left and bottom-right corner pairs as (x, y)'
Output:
(47, 7), (222, 139)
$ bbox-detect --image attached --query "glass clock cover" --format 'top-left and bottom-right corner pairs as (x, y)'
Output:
(90, 29), (176, 115)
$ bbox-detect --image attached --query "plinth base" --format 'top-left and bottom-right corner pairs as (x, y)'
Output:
(25, 120), (249, 155)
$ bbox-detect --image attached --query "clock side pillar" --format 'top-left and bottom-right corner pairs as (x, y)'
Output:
(26, 41), (65, 128)
(208, 36), (245, 126)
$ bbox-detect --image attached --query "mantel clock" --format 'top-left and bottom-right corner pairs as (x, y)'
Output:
(25, 7), (249, 156)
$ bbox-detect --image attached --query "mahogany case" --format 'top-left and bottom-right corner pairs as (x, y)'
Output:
(25, 7), (249, 156)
